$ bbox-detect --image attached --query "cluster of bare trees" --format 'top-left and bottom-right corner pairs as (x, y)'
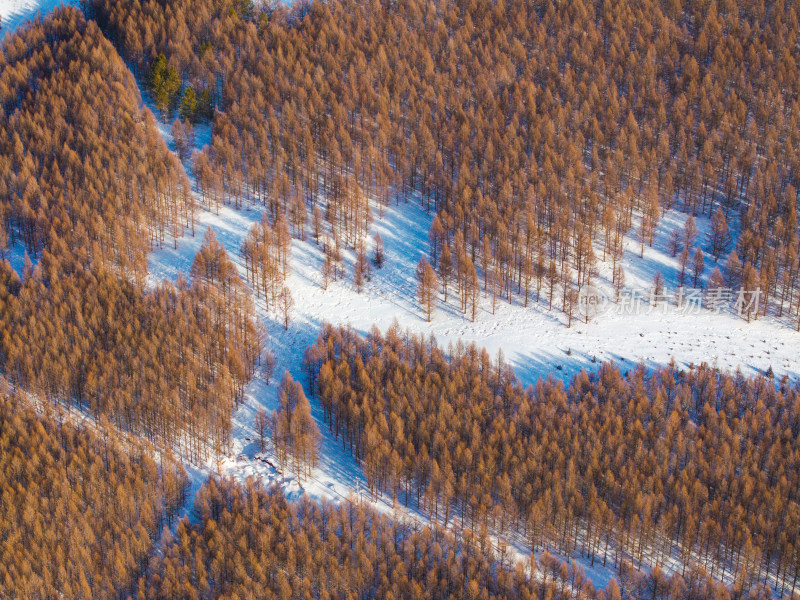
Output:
(429, 223), (494, 320)
(241, 213), (291, 307)
(304, 324), (800, 597)
(268, 372), (321, 479)
(90, 0), (800, 328)
(238, 210), (297, 325)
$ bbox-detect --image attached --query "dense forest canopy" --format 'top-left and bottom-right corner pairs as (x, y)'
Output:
(304, 323), (800, 596)
(90, 0), (800, 325)
(0, 9), (261, 459)
(0, 7), (191, 273)
(144, 477), (742, 600)
(0, 385), (187, 599)
(0, 0), (799, 598)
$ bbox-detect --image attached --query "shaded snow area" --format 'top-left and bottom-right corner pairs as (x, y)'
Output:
(5, 237), (35, 276)
(147, 181), (800, 589)
(0, 0), (76, 35)
(148, 184), (800, 586)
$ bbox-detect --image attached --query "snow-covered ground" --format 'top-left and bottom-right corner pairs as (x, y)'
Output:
(146, 167), (800, 593)
(5, 237), (34, 276)
(150, 195), (800, 397)
(4, 7), (799, 592)
(0, 0), (76, 35)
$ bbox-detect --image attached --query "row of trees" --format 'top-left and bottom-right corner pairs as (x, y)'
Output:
(0, 10), (262, 459)
(91, 0), (800, 328)
(267, 372), (321, 479)
(420, 211), (759, 325)
(241, 212), (291, 307)
(0, 230), (261, 460)
(145, 477), (751, 600)
(0, 385), (188, 599)
(304, 323), (800, 596)
(0, 9), (192, 277)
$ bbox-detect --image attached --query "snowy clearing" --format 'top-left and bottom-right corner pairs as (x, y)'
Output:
(149, 194), (800, 396)
(145, 166), (800, 593)
(3, 7), (798, 592)
(0, 0), (76, 35)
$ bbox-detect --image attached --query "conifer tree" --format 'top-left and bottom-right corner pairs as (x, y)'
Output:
(179, 86), (198, 122)
(692, 247), (705, 287)
(416, 256), (438, 322)
(149, 53), (181, 117)
(708, 207), (731, 261)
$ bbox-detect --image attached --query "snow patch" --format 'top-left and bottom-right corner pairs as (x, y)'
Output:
(0, 0), (77, 37)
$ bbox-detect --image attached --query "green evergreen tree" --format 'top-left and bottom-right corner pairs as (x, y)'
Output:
(198, 88), (213, 120)
(149, 53), (181, 117)
(179, 86), (198, 122)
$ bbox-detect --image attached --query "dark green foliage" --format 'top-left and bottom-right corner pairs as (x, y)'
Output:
(148, 53), (181, 116)
(179, 86), (198, 122)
